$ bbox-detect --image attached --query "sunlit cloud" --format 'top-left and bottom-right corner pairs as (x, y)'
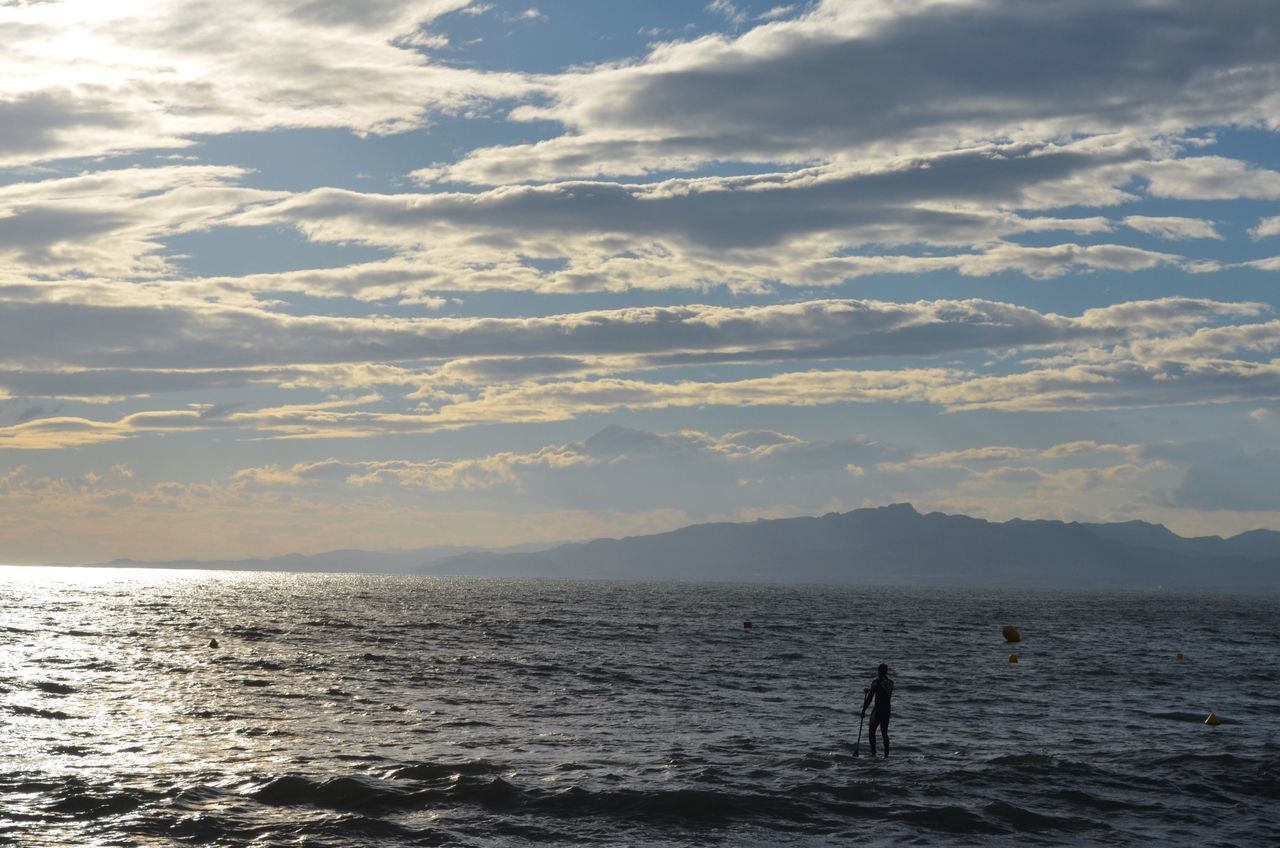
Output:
(0, 166), (283, 277)
(1122, 216), (1222, 241)
(429, 0), (1280, 183)
(0, 0), (531, 166)
(0, 295), (1260, 391)
(1250, 216), (1280, 241)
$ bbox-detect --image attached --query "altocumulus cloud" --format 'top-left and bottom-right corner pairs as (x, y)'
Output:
(271, 139), (1244, 294)
(0, 296), (1264, 403)
(428, 0), (1280, 183)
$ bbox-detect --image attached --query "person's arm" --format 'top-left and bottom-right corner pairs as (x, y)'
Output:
(861, 682), (875, 713)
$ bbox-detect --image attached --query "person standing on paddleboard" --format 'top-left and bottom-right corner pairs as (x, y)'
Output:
(861, 663), (893, 758)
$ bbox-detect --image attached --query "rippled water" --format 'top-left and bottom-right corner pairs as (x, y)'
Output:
(1, 567), (1277, 846)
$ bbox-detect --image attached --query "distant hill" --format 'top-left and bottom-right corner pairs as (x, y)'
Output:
(1079, 519), (1280, 561)
(87, 504), (1279, 590)
(420, 504), (1280, 590)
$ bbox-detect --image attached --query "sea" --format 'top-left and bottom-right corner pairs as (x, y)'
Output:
(1, 567), (1277, 847)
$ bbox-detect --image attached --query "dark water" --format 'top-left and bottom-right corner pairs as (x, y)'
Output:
(2, 567), (1277, 846)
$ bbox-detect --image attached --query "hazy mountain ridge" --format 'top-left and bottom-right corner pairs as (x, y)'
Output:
(88, 503), (1280, 589)
(422, 504), (1280, 589)
(1078, 519), (1280, 562)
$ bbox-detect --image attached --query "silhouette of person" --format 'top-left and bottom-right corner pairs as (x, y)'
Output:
(861, 663), (893, 758)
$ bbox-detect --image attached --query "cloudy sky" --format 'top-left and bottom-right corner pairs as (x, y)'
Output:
(2, 0), (1280, 563)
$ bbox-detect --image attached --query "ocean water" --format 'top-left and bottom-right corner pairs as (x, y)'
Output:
(1, 568), (1277, 847)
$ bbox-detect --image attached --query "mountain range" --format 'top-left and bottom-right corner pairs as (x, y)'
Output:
(100, 504), (1280, 590)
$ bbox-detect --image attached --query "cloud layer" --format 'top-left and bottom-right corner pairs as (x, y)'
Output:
(432, 0), (1280, 183)
(2, 0), (1279, 559)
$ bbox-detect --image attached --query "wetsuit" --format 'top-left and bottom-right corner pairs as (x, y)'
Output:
(863, 674), (893, 756)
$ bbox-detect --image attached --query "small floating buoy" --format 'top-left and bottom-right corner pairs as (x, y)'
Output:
(208, 638), (219, 649)
(1002, 626), (1021, 643)
(1008, 654), (1018, 663)
(743, 621), (753, 629)
(1205, 712), (1221, 726)
(1175, 652), (1184, 661)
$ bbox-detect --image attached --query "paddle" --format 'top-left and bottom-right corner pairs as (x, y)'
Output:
(854, 707), (866, 758)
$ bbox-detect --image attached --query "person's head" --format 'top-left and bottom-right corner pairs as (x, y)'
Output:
(878, 663), (889, 677)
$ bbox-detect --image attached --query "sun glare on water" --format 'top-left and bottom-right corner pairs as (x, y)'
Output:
(1, 567), (290, 793)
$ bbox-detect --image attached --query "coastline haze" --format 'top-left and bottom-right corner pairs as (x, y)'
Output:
(56, 502), (1280, 591)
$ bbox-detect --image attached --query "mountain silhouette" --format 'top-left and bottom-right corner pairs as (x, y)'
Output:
(91, 503), (1279, 589)
(421, 504), (1280, 589)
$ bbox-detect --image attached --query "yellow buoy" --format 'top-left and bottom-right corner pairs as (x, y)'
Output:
(1176, 652), (1184, 661)
(1205, 712), (1221, 726)
(1002, 626), (1021, 643)
(1008, 653), (1018, 663)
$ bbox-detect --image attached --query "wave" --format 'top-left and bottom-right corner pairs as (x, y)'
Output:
(249, 775), (414, 808)
(7, 705), (75, 720)
(224, 625), (287, 641)
(224, 766), (1071, 836)
(1147, 710), (1217, 722)
(4, 777), (166, 823)
(8, 752), (1275, 844)
(386, 759), (506, 781)
(5, 579), (1278, 847)
(983, 800), (1095, 834)
(33, 680), (76, 695)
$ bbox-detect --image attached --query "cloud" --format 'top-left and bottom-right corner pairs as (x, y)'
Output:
(270, 139), (1265, 293)
(1, 293), (1258, 381)
(0, 0), (530, 166)
(429, 0), (1280, 183)
(707, 1), (747, 25)
(932, 358), (1280, 413)
(1139, 157), (1280, 200)
(1123, 319), (1280, 361)
(5, 2), (1277, 309)
(0, 166), (283, 277)
(1243, 256), (1280, 272)
(0, 296), (1273, 448)
(214, 426), (1263, 541)
(361, 142), (1159, 248)
(1156, 442), (1280, 512)
(0, 294), (1270, 440)
(880, 440), (1142, 472)
(2, 0), (1278, 561)
(232, 423), (910, 514)
(758, 6), (797, 21)
(0, 364), (420, 402)
(0, 91), (128, 157)
(1249, 408), (1276, 425)
(236, 448), (588, 491)
(0, 369), (961, 444)
(1122, 215), (1221, 241)
(0, 415), (130, 449)
(0, 453), (711, 561)
(0, 421), (1270, 563)
(12, 402), (61, 423)
(1250, 216), (1280, 241)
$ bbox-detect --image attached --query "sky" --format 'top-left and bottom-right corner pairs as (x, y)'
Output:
(2, 0), (1280, 563)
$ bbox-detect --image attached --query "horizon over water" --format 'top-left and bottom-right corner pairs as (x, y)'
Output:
(2, 567), (1277, 846)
